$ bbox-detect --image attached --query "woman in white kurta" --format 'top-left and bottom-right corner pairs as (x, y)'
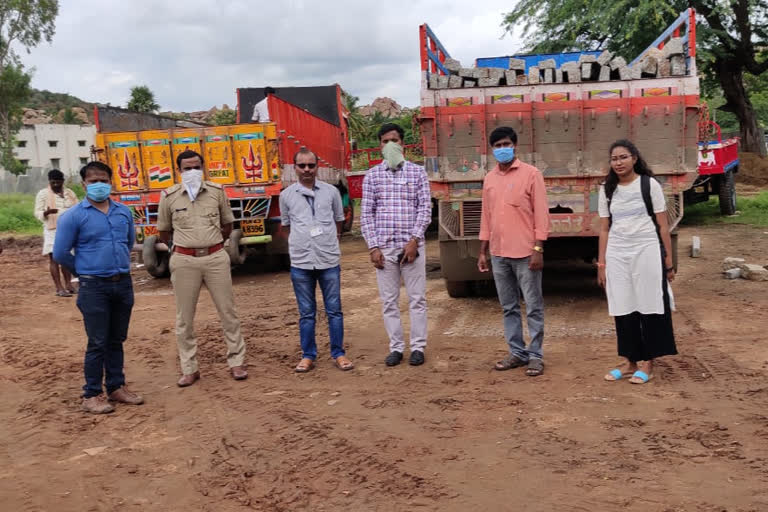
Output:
(34, 169), (79, 296)
(596, 140), (677, 384)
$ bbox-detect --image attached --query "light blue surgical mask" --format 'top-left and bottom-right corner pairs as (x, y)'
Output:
(86, 182), (112, 202)
(493, 147), (515, 164)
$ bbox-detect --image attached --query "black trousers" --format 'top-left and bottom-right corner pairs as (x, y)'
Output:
(614, 250), (677, 362)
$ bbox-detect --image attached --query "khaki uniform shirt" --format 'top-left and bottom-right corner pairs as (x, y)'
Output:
(157, 182), (235, 249)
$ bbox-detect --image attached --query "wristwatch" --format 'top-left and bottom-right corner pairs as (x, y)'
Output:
(532, 245), (544, 253)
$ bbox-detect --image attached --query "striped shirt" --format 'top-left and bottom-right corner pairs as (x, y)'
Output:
(360, 161), (432, 250)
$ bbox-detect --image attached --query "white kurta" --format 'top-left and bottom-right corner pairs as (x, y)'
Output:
(598, 177), (670, 316)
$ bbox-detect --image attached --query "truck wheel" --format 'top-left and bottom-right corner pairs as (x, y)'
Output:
(143, 235), (169, 278)
(227, 229), (247, 265)
(445, 280), (471, 298)
(718, 171), (737, 215)
(342, 205), (354, 232)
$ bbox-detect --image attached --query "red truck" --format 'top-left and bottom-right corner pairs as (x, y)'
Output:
(416, 9), (706, 296)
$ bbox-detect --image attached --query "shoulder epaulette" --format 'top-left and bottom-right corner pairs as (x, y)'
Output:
(163, 184), (182, 196)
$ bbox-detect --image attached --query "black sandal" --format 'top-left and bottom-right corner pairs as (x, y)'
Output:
(526, 359), (544, 377)
(494, 355), (526, 371)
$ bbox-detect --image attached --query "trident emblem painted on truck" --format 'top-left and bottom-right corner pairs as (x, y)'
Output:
(241, 142), (263, 181)
(118, 149), (140, 189)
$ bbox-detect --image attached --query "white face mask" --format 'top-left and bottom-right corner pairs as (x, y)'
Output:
(181, 168), (203, 201)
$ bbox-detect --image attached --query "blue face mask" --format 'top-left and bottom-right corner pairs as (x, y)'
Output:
(493, 147), (516, 164)
(86, 182), (112, 202)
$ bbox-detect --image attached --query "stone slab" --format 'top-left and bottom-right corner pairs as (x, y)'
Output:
(539, 58), (556, 69)
(444, 58), (462, 73)
(723, 268), (742, 279)
(670, 55), (686, 76)
(528, 65), (540, 84)
(739, 263), (768, 281)
(597, 50), (614, 66)
(478, 77), (500, 87)
(598, 65), (611, 81)
(662, 37), (684, 57)
(610, 56), (627, 70)
(437, 75), (450, 89)
(579, 54), (597, 63)
(448, 75), (463, 88)
(508, 58), (526, 70)
(543, 68), (555, 83)
(722, 257), (746, 271)
(690, 236), (701, 258)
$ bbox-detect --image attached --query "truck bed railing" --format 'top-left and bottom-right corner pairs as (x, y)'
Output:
(419, 24), (451, 76)
(630, 8), (696, 75)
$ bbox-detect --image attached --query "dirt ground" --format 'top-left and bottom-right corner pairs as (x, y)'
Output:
(1, 224), (768, 512)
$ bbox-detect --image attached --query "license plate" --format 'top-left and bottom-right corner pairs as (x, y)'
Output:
(241, 219), (265, 236)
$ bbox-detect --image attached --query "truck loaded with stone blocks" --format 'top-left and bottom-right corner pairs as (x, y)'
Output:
(419, 9), (706, 297)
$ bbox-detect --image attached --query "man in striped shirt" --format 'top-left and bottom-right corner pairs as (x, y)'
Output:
(361, 123), (432, 367)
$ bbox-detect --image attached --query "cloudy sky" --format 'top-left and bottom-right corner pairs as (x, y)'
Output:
(22, 0), (526, 112)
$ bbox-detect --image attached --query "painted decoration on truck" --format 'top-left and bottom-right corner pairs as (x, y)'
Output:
(241, 142), (264, 181)
(588, 89), (622, 99)
(234, 133), (265, 141)
(174, 136), (200, 145)
(208, 161), (231, 180)
(542, 92), (570, 102)
(641, 87), (672, 97)
(549, 214), (585, 234)
(117, 149), (140, 189)
(492, 94), (523, 104)
(148, 165), (172, 184)
(446, 97), (473, 107)
(145, 138), (169, 146)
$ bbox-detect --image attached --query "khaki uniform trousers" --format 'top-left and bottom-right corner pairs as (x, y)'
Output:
(169, 249), (246, 374)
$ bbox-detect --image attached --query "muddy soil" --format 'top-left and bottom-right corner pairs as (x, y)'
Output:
(1, 224), (767, 511)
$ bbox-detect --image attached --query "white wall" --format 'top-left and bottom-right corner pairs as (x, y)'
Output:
(13, 124), (96, 177)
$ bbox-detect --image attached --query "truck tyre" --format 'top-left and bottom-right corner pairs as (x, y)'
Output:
(718, 171), (737, 215)
(227, 229), (247, 265)
(342, 204), (354, 232)
(143, 235), (169, 278)
(445, 280), (471, 298)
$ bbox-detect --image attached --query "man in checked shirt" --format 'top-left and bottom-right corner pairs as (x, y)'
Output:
(361, 123), (432, 367)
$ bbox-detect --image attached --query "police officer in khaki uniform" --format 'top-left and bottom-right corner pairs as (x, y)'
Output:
(157, 150), (247, 386)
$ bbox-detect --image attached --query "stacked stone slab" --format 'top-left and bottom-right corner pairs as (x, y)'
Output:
(427, 38), (689, 89)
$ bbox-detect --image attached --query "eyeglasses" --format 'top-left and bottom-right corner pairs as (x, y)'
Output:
(296, 163), (317, 169)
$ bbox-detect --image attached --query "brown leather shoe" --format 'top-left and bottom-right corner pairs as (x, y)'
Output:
(82, 395), (115, 414)
(230, 366), (248, 381)
(177, 371), (200, 387)
(108, 386), (144, 405)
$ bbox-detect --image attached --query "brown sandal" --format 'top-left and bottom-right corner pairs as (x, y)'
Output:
(295, 358), (315, 373)
(334, 356), (354, 371)
(525, 359), (544, 377)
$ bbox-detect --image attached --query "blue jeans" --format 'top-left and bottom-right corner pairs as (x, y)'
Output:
(289, 265), (345, 360)
(76, 275), (134, 398)
(491, 255), (544, 361)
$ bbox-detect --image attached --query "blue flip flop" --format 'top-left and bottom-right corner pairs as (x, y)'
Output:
(604, 368), (629, 381)
(629, 370), (652, 384)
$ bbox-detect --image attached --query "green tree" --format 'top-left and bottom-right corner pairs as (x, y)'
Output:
(502, 0), (768, 156)
(60, 106), (78, 124)
(211, 108), (236, 126)
(127, 85), (160, 113)
(342, 89), (368, 146)
(0, 0), (59, 175)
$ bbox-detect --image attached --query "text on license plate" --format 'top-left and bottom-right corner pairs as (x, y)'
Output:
(241, 219), (265, 236)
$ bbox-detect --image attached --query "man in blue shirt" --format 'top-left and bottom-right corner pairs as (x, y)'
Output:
(54, 161), (144, 414)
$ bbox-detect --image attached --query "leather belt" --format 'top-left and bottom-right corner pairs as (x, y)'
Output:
(80, 273), (130, 282)
(173, 242), (224, 257)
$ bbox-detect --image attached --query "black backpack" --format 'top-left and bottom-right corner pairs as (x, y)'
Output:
(606, 174), (665, 255)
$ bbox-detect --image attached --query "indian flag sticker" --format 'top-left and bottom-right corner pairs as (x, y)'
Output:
(149, 166), (172, 183)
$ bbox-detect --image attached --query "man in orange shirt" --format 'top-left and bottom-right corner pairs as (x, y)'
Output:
(477, 126), (550, 376)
